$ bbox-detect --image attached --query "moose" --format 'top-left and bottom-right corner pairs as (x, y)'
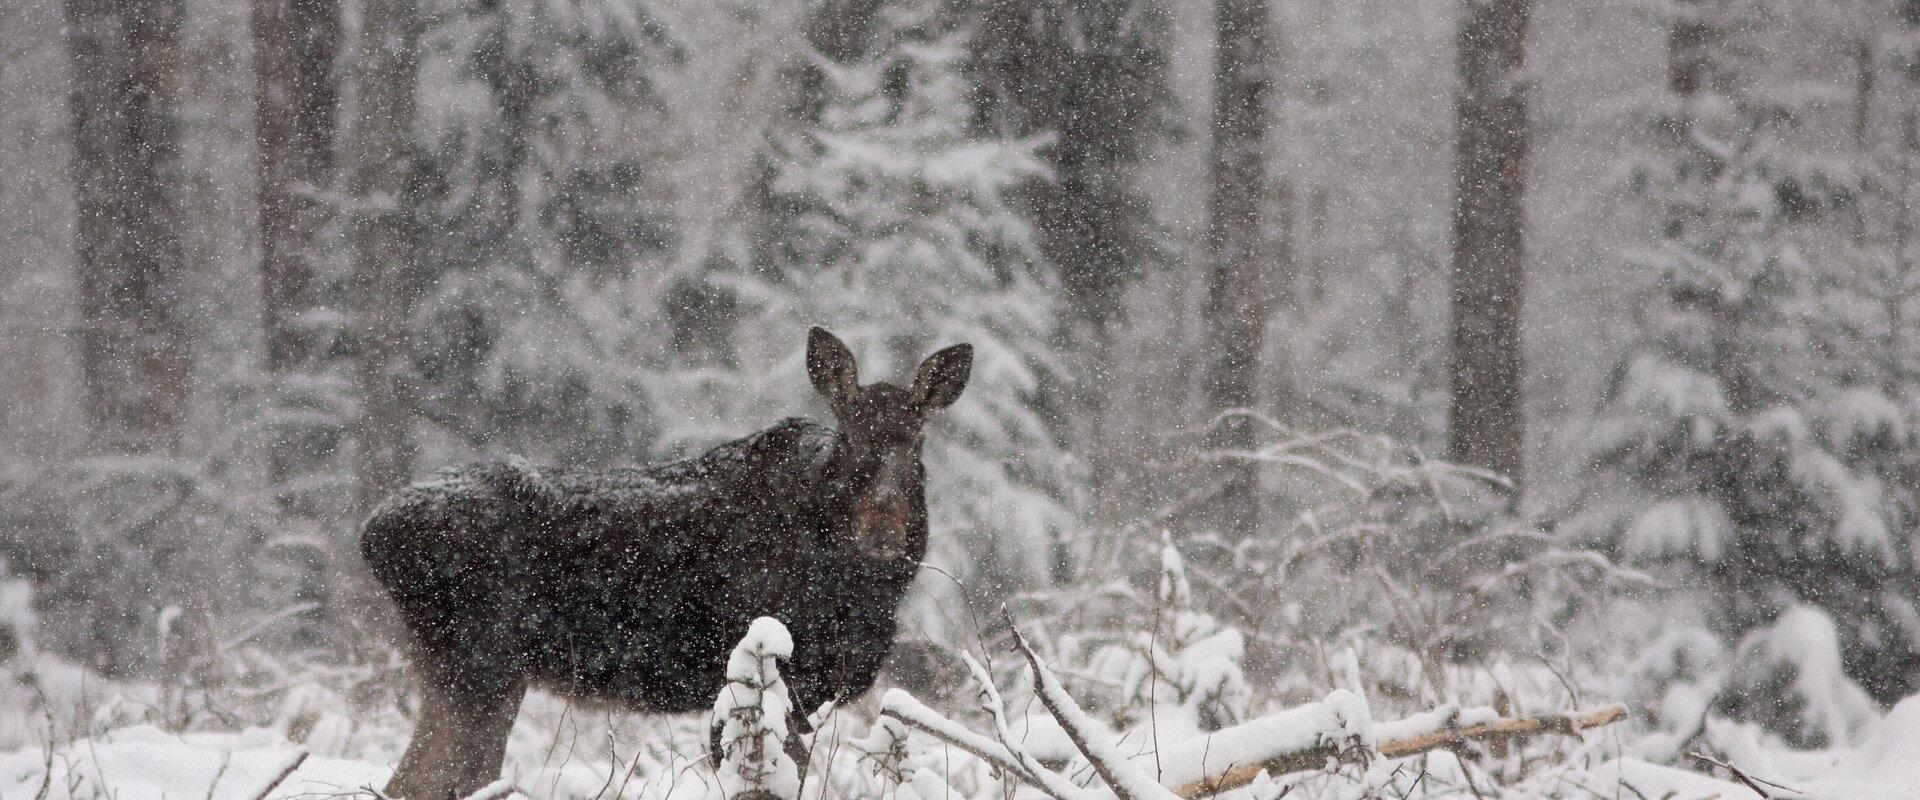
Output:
(360, 327), (971, 800)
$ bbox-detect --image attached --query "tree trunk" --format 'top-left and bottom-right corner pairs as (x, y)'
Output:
(253, 0), (342, 649)
(342, 0), (423, 646)
(61, 0), (197, 676)
(1200, 0), (1274, 541)
(347, 0), (422, 519)
(66, 0), (191, 457)
(254, 0), (340, 387)
(254, 0), (342, 495)
(1446, 0), (1532, 490)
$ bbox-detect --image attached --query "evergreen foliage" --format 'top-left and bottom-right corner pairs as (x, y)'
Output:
(952, 0), (1177, 329)
(1582, 0), (1920, 708)
(659, 2), (1074, 598)
(408, 0), (683, 464)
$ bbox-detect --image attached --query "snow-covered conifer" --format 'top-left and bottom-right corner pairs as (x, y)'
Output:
(712, 617), (800, 800)
(657, 1), (1073, 600)
(1579, 0), (1920, 709)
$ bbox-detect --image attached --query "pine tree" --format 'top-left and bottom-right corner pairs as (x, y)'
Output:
(405, 0), (682, 465)
(656, 2), (1073, 597)
(1583, 0), (1920, 707)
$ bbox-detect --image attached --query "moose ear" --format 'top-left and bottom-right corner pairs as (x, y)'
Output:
(807, 326), (859, 406)
(911, 343), (972, 410)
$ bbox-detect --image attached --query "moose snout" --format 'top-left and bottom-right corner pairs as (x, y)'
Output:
(853, 488), (911, 558)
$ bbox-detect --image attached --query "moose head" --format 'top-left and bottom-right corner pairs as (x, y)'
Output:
(805, 326), (971, 560)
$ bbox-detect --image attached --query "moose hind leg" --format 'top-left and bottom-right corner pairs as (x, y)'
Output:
(386, 661), (526, 800)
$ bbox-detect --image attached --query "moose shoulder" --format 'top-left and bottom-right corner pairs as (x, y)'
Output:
(361, 327), (972, 800)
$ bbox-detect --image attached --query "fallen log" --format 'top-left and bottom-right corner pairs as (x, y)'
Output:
(1173, 704), (1628, 799)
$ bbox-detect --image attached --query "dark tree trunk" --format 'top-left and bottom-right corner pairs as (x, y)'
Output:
(1200, 0), (1274, 541)
(254, 0), (343, 513)
(340, 0), (424, 644)
(66, 0), (191, 456)
(962, 0), (1173, 331)
(347, 0), (422, 520)
(1446, 0), (1532, 489)
(60, 0), (195, 676)
(253, 0), (343, 649)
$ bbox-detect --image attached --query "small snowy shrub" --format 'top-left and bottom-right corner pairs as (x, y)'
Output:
(711, 617), (800, 800)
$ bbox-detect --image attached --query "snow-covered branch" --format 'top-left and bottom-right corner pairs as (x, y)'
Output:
(1010, 625), (1185, 800)
(1171, 704), (1628, 799)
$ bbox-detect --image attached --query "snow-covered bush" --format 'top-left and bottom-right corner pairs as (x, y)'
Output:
(1571, 0), (1920, 715)
(711, 617), (799, 800)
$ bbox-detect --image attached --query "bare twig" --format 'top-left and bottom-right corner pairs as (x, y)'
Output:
(1687, 751), (1800, 799)
(1008, 619), (1183, 800)
(245, 750), (311, 800)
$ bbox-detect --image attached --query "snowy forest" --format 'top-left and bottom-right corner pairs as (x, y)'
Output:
(4, 0), (1920, 795)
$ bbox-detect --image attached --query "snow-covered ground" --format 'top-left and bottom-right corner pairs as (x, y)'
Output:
(5, 625), (1918, 800)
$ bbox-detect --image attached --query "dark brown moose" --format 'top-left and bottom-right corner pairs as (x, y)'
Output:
(361, 327), (971, 800)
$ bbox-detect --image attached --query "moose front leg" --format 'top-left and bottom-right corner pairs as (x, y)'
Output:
(386, 661), (526, 800)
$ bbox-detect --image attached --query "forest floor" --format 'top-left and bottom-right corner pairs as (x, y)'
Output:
(3, 645), (1918, 800)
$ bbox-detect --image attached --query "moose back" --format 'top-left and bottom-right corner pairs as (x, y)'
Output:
(361, 327), (973, 800)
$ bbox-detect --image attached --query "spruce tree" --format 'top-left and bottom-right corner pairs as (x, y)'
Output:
(656, 1), (1073, 596)
(1582, 0), (1920, 708)
(407, 0), (682, 465)
(954, 0), (1176, 330)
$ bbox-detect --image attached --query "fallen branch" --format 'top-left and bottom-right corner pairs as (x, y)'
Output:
(959, 652), (1108, 800)
(1378, 705), (1625, 759)
(1687, 751), (1800, 799)
(1010, 623), (1185, 800)
(1174, 705), (1627, 799)
(879, 690), (1034, 786)
(244, 750), (310, 800)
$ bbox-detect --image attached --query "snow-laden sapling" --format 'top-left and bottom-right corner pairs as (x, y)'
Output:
(712, 617), (800, 800)
(360, 327), (972, 800)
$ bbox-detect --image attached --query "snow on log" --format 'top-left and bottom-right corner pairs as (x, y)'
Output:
(456, 779), (520, 800)
(1171, 704), (1628, 799)
(1011, 625), (1186, 800)
(1155, 690), (1374, 796)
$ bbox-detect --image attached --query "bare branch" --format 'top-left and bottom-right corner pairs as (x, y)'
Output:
(244, 750), (311, 800)
(1009, 622), (1184, 800)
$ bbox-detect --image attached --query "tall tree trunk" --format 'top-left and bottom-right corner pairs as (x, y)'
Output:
(254, 0), (342, 648)
(253, 0), (341, 492)
(1446, 0), (1532, 490)
(62, 0), (193, 676)
(344, 0), (422, 645)
(1200, 0), (1274, 541)
(254, 0), (340, 394)
(66, 0), (191, 457)
(348, 0), (422, 519)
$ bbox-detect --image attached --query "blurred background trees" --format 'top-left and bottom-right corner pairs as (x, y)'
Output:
(2, 0), (1919, 750)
